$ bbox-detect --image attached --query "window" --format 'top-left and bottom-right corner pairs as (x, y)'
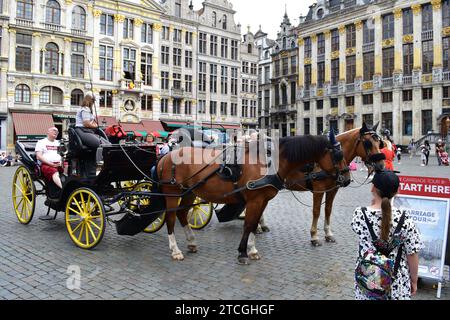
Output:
(444, 0), (450, 27)
(221, 38), (228, 58)
(17, 0), (33, 20)
(304, 65), (312, 89)
(291, 56), (297, 75)
(173, 29), (182, 43)
(99, 45), (113, 81)
(317, 117), (324, 135)
(242, 100), (248, 117)
(123, 18), (134, 39)
(198, 62), (207, 92)
(363, 114), (374, 127)
(231, 67), (238, 95)
(304, 101), (310, 111)
(161, 71), (169, 90)
(71, 42), (85, 78)
(346, 55), (356, 84)
(185, 50), (193, 69)
(141, 52), (152, 86)
(317, 33), (325, 55)
(221, 66), (228, 94)
(403, 8), (413, 34)
(210, 101), (217, 115)
(45, 0), (60, 25)
(45, 42), (59, 75)
(185, 32), (193, 45)
(142, 95), (152, 111)
(72, 6), (86, 31)
(304, 37), (312, 58)
(346, 24), (356, 48)
(40, 86), (62, 105)
(346, 96), (355, 106)
(316, 100), (323, 110)
(222, 15), (227, 30)
(422, 4), (433, 31)
(185, 101), (192, 115)
(198, 100), (206, 114)
(331, 59), (339, 86)
(363, 20), (375, 44)
(274, 60), (280, 77)
(403, 111), (412, 136)
(363, 94), (373, 105)
(251, 63), (257, 75)
(173, 99), (181, 114)
(422, 88), (433, 100)
(123, 48), (136, 80)
(212, 12), (217, 27)
(15, 84), (30, 103)
(382, 47), (394, 78)
(274, 84), (280, 106)
(363, 52), (375, 81)
(230, 103), (237, 116)
(162, 26), (170, 40)
(100, 13), (114, 36)
(304, 118), (310, 135)
(422, 110), (433, 135)
(331, 29), (339, 52)
(199, 33), (207, 54)
(242, 61), (249, 74)
(330, 98), (338, 108)
(220, 102), (227, 115)
(403, 43), (414, 76)
(250, 101), (257, 118)
(264, 66), (270, 83)
(264, 90), (270, 109)
(210, 64), (217, 93)
(16, 33), (32, 72)
(70, 89), (83, 106)
(382, 92), (393, 103)
(242, 79), (249, 93)
(141, 23), (153, 44)
(185, 75), (192, 93)
(382, 112), (393, 134)
(161, 98), (168, 113)
(161, 46), (169, 65)
(0, 27), (2, 54)
(444, 37), (450, 71)
(210, 35), (218, 56)
(282, 58), (288, 75)
(175, 0), (181, 18)
(422, 40), (434, 74)
(99, 90), (112, 108)
(291, 82), (296, 104)
(317, 62), (325, 88)
(231, 40), (238, 60)
(403, 90), (413, 101)
(173, 48), (182, 66)
(382, 14), (394, 40)
(173, 73), (181, 90)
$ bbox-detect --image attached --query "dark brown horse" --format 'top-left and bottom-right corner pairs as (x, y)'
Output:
(284, 122), (385, 246)
(157, 134), (351, 264)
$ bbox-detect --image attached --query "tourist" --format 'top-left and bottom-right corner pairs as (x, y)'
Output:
(35, 127), (63, 188)
(408, 139), (416, 159)
(435, 139), (449, 166)
(380, 140), (395, 171)
(419, 140), (431, 166)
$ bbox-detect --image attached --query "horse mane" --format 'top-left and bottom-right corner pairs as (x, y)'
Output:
(280, 135), (330, 163)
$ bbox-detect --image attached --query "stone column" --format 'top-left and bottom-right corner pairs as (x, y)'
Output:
(311, 34), (317, 96)
(432, 0), (443, 81)
(63, 37), (72, 77)
(114, 14), (125, 82)
(324, 30), (331, 93)
(8, 29), (16, 72)
(413, 87), (422, 138)
(412, 4), (422, 83)
(338, 25), (346, 94)
(135, 18), (143, 83)
(373, 15), (382, 88)
(355, 21), (363, 84)
(92, 9), (103, 85)
(32, 32), (41, 74)
(392, 89), (401, 142)
(393, 8), (403, 85)
(297, 37), (304, 89)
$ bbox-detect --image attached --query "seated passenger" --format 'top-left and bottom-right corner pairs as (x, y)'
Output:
(35, 127), (63, 188)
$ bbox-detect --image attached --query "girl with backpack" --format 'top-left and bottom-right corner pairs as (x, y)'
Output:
(351, 170), (423, 300)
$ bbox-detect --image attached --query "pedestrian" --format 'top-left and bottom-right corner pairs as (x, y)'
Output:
(380, 140), (395, 171)
(351, 170), (423, 300)
(435, 139), (449, 166)
(396, 146), (402, 164)
(35, 127), (63, 189)
(0, 152), (7, 166)
(419, 140), (431, 166)
(408, 139), (416, 159)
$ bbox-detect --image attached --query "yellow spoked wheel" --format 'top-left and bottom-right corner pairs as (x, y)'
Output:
(188, 197), (214, 230)
(12, 166), (36, 225)
(133, 182), (166, 234)
(117, 180), (138, 206)
(65, 188), (106, 250)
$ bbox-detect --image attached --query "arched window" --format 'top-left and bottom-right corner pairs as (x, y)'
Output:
(264, 51), (270, 59)
(212, 11), (217, 27)
(16, 0), (33, 20)
(222, 15), (227, 30)
(15, 84), (31, 103)
(45, 0), (61, 25)
(72, 6), (86, 31)
(248, 44), (252, 54)
(282, 37), (287, 49)
(40, 86), (63, 105)
(45, 42), (59, 75)
(70, 89), (84, 106)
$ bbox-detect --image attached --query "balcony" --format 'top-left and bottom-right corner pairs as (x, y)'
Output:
(42, 22), (62, 32)
(403, 75), (413, 85)
(382, 77), (393, 88)
(422, 30), (433, 41)
(16, 18), (34, 28)
(346, 83), (355, 93)
(443, 71), (450, 81)
(171, 87), (185, 98)
(303, 90), (310, 99)
(71, 29), (87, 37)
(317, 54), (325, 63)
(362, 42), (374, 53)
(330, 86), (338, 95)
(120, 79), (142, 91)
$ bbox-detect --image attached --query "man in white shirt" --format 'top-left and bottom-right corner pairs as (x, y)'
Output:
(35, 127), (63, 188)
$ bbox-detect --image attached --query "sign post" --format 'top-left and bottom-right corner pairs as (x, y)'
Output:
(394, 176), (450, 299)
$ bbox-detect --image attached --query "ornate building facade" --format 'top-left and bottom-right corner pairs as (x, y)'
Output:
(240, 27), (258, 130)
(296, 0), (450, 144)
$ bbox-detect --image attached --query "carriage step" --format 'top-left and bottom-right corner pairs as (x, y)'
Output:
(39, 215), (57, 221)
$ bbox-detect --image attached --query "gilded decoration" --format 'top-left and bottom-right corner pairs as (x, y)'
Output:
(362, 81), (373, 90)
(393, 8), (402, 20)
(114, 14), (125, 23)
(135, 18), (143, 27)
(304, 57), (312, 65)
(431, 0), (442, 10)
(411, 4), (421, 15)
(346, 47), (356, 56)
(331, 51), (339, 59)
(338, 25), (346, 34)
(443, 26), (450, 36)
(403, 34), (414, 43)
(93, 9), (103, 18)
(355, 21), (363, 31)
(382, 38), (394, 48)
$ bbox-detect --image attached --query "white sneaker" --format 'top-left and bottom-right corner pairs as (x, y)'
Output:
(421, 164), (425, 166)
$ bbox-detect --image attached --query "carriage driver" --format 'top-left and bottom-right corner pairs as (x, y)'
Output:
(35, 127), (63, 189)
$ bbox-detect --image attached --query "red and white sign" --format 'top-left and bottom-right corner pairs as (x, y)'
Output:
(398, 176), (450, 199)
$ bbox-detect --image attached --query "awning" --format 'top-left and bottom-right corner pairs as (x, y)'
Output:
(142, 120), (164, 132)
(161, 121), (240, 132)
(151, 130), (169, 138)
(120, 122), (146, 133)
(12, 113), (54, 139)
(99, 116), (118, 127)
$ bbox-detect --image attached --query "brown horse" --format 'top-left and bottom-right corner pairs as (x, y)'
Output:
(157, 134), (351, 264)
(284, 122), (386, 246)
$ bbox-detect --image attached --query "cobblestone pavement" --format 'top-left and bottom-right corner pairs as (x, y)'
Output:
(0, 156), (448, 300)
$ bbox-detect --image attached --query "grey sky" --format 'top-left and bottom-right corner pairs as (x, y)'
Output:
(192, 0), (315, 40)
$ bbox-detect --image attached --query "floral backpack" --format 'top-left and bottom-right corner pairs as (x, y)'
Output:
(355, 207), (406, 300)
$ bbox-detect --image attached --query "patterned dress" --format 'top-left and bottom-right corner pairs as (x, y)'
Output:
(351, 207), (423, 300)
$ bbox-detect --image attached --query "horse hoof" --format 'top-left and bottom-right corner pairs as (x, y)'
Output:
(249, 253), (261, 260)
(311, 240), (322, 247)
(172, 252), (185, 261)
(325, 236), (336, 243)
(237, 257), (250, 265)
(188, 245), (198, 253)
(256, 227), (263, 234)
(261, 226), (270, 232)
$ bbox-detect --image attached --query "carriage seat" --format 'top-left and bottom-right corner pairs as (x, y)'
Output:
(68, 126), (110, 156)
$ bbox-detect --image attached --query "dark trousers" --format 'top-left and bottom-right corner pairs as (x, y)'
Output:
(75, 127), (109, 149)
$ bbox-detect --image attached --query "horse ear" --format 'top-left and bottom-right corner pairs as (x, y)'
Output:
(360, 122), (368, 135)
(372, 121), (380, 132)
(328, 128), (337, 146)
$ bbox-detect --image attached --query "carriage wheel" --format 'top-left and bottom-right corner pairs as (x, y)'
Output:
(12, 166), (36, 225)
(130, 182), (167, 234)
(65, 188), (105, 250)
(188, 197), (214, 230)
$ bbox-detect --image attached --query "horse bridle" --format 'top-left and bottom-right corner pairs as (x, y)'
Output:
(325, 142), (350, 187)
(357, 131), (386, 173)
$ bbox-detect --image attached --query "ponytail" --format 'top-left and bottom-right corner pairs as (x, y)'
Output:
(380, 197), (392, 241)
